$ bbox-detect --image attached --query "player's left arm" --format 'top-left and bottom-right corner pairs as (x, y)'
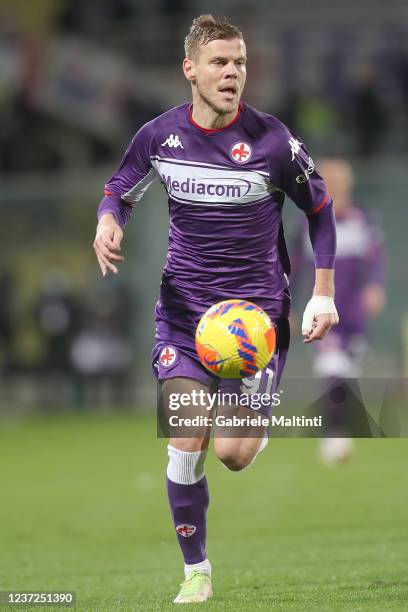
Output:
(303, 268), (338, 343)
(275, 129), (339, 343)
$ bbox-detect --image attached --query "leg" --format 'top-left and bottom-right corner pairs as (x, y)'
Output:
(160, 377), (213, 580)
(153, 339), (216, 603)
(213, 390), (269, 471)
(313, 332), (367, 463)
(214, 427), (268, 471)
(214, 318), (290, 471)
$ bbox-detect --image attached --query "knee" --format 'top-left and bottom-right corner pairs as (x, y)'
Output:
(215, 447), (254, 472)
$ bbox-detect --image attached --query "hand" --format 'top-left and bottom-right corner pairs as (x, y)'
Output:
(302, 295), (339, 344)
(302, 313), (339, 343)
(93, 214), (124, 276)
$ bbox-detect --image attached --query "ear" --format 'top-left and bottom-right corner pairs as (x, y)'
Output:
(183, 58), (196, 83)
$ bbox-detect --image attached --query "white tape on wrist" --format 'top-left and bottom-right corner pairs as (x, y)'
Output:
(301, 295), (339, 335)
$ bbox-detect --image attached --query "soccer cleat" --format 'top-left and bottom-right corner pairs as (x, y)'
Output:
(173, 571), (213, 604)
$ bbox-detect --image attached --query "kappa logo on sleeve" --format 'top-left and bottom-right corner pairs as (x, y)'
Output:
(176, 524), (197, 537)
(161, 134), (184, 149)
(288, 137), (303, 161)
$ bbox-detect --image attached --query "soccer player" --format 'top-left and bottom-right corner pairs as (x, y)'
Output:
(94, 15), (339, 603)
(291, 158), (386, 463)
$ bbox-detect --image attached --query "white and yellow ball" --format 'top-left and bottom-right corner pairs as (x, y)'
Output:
(195, 299), (276, 379)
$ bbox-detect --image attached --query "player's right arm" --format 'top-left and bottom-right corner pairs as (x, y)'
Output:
(93, 213), (124, 276)
(93, 121), (157, 276)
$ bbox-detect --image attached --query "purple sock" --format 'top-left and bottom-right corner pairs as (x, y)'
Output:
(166, 476), (209, 564)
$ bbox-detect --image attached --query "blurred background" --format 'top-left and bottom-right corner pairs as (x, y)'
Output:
(1, 0), (408, 413)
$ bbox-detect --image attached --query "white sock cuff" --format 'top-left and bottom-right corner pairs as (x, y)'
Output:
(167, 445), (207, 485)
(184, 558), (212, 577)
(259, 433), (269, 453)
(246, 434), (269, 469)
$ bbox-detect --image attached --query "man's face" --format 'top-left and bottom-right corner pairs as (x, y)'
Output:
(319, 160), (354, 214)
(184, 38), (247, 114)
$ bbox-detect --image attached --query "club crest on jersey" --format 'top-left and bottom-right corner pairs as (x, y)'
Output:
(231, 142), (252, 164)
(159, 346), (177, 367)
(176, 524), (196, 537)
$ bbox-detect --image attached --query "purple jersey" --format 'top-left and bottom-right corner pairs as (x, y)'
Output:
(291, 204), (386, 336)
(98, 102), (334, 338)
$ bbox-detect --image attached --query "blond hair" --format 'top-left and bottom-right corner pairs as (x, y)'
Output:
(184, 14), (243, 61)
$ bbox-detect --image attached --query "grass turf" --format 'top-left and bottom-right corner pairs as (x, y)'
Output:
(0, 412), (407, 611)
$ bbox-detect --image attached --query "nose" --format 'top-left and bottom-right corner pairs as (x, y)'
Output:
(224, 61), (238, 79)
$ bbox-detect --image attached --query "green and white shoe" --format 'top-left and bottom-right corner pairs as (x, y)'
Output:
(173, 571), (213, 604)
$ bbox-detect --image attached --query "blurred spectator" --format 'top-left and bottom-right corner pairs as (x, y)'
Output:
(290, 158), (386, 461)
(1, 6), (408, 171)
(71, 280), (135, 406)
(34, 269), (82, 374)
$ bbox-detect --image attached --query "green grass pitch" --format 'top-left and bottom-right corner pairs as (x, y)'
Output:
(1, 412), (407, 611)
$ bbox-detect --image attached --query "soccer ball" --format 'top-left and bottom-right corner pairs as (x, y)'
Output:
(195, 299), (276, 378)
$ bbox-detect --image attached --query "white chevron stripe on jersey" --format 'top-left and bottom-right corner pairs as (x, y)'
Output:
(150, 155), (270, 177)
(151, 157), (278, 206)
(122, 167), (158, 203)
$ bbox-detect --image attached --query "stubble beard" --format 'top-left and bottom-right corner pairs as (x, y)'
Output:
(196, 83), (239, 116)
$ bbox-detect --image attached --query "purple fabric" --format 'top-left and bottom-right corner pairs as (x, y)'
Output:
(307, 200), (337, 269)
(363, 218), (386, 286)
(98, 103), (334, 322)
(98, 194), (133, 227)
(152, 319), (290, 417)
(167, 476), (209, 565)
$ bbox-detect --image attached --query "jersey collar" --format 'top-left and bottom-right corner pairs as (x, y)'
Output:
(188, 103), (243, 134)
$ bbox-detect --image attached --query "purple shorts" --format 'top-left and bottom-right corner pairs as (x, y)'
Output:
(152, 318), (290, 417)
